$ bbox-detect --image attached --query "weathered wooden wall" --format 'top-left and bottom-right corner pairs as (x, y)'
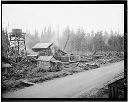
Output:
(38, 48), (52, 56)
(37, 61), (50, 70)
(108, 78), (124, 98)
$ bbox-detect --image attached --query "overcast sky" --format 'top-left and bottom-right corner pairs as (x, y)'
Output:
(2, 4), (124, 35)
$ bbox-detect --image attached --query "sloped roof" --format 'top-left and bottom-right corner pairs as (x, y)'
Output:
(27, 54), (38, 57)
(27, 52), (38, 56)
(37, 56), (53, 61)
(2, 63), (12, 68)
(50, 57), (61, 62)
(32, 43), (53, 49)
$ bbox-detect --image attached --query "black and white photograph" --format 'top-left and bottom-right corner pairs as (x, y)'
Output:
(2, 4), (126, 99)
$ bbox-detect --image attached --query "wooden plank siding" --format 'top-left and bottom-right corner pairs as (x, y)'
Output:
(38, 48), (52, 56)
(108, 77), (124, 98)
(37, 61), (51, 70)
(60, 55), (80, 62)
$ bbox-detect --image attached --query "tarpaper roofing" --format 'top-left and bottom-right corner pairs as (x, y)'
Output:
(32, 43), (53, 49)
(37, 56), (61, 62)
(37, 56), (53, 61)
(27, 52), (38, 56)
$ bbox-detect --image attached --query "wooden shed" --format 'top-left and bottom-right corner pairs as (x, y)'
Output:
(2, 63), (12, 75)
(36, 56), (53, 70)
(32, 43), (67, 58)
(36, 56), (62, 71)
(32, 43), (54, 56)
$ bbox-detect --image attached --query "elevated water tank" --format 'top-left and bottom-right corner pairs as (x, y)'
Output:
(11, 29), (22, 37)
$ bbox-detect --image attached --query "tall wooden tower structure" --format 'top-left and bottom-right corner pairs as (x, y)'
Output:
(8, 29), (27, 63)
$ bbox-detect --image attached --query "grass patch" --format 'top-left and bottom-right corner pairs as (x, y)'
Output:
(2, 79), (33, 93)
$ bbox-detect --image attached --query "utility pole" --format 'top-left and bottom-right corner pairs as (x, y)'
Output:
(63, 32), (70, 52)
(58, 25), (59, 45)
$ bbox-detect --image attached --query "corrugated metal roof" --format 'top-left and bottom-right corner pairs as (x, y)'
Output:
(37, 56), (53, 61)
(32, 43), (53, 49)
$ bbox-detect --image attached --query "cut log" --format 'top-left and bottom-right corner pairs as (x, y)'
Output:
(21, 80), (35, 85)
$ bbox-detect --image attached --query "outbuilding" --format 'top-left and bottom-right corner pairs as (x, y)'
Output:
(36, 56), (62, 71)
(32, 43), (54, 56)
(2, 63), (12, 75)
(36, 56), (53, 70)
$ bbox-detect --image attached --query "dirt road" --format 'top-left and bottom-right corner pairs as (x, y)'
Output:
(3, 61), (124, 98)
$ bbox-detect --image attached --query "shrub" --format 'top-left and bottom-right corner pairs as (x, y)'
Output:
(2, 79), (28, 93)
